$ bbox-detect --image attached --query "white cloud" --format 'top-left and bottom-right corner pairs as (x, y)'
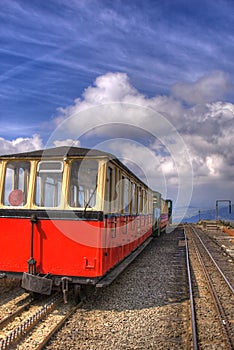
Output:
(83, 72), (139, 103)
(206, 155), (223, 176)
(1, 70), (233, 213)
(53, 139), (81, 147)
(171, 71), (229, 105)
(52, 70), (234, 210)
(0, 134), (43, 155)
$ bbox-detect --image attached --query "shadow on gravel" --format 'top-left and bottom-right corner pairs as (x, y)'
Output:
(0, 279), (23, 307)
(84, 229), (196, 312)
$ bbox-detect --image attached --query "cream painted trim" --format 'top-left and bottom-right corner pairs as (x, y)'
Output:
(0, 161), (5, 207)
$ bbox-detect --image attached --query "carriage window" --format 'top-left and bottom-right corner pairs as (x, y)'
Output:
(138, 187), (142, 213)
(69, 159), (98, 208)
(4, 161), (30, 206)
(142, 190), (146, 214)
(120, 175), (125, 213)
(35, 161), (63, 207)
(105, 167), (113, 212)
(124, 178), (130, 213)
(131, 183), (136, 214)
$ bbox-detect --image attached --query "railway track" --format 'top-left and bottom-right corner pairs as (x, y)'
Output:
(184, 231), (198, 350)
(203, 224), (234, 260)
(185, 224), (234, 349)
(0, 291), (82, 350)
(0, 294), (33, 330)
(154, 229), (193, 348)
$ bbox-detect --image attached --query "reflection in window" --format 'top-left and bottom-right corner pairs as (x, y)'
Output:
(131, 183), (136, 214)
(4, 161), (30, 206)
(69, 159), (98, 208)
(35, 161), (63, 207)
(124, 178), (129, 213)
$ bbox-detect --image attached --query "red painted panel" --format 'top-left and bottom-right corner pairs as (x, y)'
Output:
(160, 213), (169, 229)
(0, 217), (102, 277)
(0, 214), (153, 280)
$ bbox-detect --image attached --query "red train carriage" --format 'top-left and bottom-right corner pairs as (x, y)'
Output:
(152, 192), (172, 236)
(0, 147), (171, 297)
(160, 198), (172, 231)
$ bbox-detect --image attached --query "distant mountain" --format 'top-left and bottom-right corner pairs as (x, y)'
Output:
(179, 204), (234, 223)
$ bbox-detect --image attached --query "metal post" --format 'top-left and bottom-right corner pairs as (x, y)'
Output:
(215, 200), (232, 221)
(28, 214), (38, 275)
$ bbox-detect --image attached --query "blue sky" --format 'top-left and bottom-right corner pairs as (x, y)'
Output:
(0, 0), (234, 216)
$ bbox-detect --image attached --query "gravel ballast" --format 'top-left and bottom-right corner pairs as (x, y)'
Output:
(46, 228), (190, 350)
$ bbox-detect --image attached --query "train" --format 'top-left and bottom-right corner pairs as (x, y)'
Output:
(0, 146), (172, 301)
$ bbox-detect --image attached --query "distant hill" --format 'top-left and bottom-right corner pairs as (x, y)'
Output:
(180, 204), (234, 223)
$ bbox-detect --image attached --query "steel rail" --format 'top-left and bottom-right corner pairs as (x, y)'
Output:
(0, 293), (62, 350)
(189, 225), (234, 349)
(184, 229), (198, 350)
(35, 300), (84, 350)
(0, 297), (33, 330)
(190, 225), (234, 294)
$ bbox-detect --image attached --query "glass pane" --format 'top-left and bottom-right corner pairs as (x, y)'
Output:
(69, 159), (98, 208)
(35, 161), (63, 207)
(4, 161), (30, 206)
(105, 167), (112, 212)
(124, 178), (129, 213)
(131, 183), (136, 214)
(38, 161), (63, 172)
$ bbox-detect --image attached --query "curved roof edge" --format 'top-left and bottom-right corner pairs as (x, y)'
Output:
(0, 146), (113, 159)
(0, 146), (150, 189)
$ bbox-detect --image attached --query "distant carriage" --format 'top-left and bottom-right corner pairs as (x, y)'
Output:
(0, 147), (172, 298)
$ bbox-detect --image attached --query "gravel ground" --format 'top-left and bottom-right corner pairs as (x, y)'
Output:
(0, 277), (20, 295)
(206, 226), (234, 258)
(46, 228), (191, 350)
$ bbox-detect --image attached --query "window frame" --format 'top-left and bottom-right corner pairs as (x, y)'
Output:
(3, 160), (31, 207)
(68, 158), (99, 209)
(35, 160), (63, 208)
